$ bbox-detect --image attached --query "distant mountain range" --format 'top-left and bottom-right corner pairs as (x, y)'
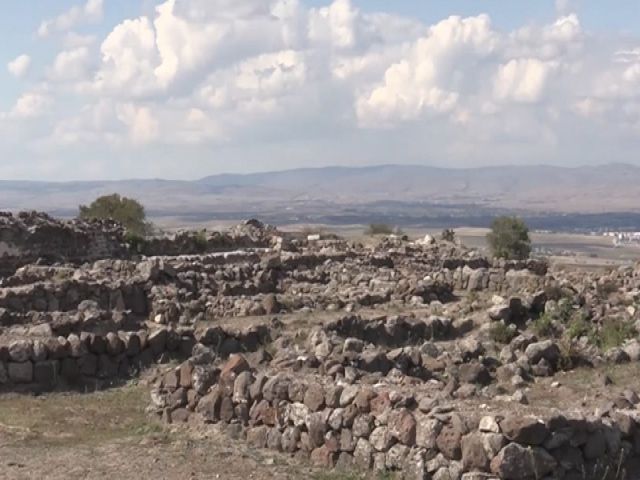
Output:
(1, 163), (639, 227)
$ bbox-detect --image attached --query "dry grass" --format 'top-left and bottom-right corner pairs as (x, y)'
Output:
(0, 382), (165, 448)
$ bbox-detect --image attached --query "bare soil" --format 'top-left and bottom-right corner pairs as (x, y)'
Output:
(0, 382), (387, 480)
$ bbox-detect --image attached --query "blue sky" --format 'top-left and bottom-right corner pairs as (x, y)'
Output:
(1, 0), (640, 180)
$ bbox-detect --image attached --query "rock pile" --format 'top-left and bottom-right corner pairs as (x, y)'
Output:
(152, 353), (639, 480)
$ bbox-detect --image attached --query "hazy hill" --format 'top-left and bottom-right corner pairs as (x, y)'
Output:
(0, 164), (639, 225)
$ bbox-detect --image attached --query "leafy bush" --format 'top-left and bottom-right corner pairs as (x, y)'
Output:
(532, 313), (554, 338)
(489, 322), (517, 344)
(486, 216), (531, 260)
(365, 223), (394, 235)
(556, 298), (576, 323)
(79, 194), (152, 236)
(594, 319), (636, 350)
(565, 314), (592, 340)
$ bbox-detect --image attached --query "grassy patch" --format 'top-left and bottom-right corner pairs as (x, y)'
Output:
(565, 314), (592, 341)
(0, 383), (165, 448)
(532, 313), (554, 338)
(489, 322), (517, 344)
(594, 319), (636, 351)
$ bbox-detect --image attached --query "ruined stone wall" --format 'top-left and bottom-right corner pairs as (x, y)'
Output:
(442, 264), (549, 295)
(155, 355), (639, 480)
(0, 212), (128, 278)
(139, 220), (284, 257)
(0, 324), (269, 391)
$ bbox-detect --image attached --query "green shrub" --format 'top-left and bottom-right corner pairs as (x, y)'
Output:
(79, 193), (153, 236)
(565, 315), (592, 340)
(486, 216), (531, 260)
(489, 322), (517, 344)
(556, 299), (575, 323)
(594, 319), (636, 350)
(532, 313), (554, 338)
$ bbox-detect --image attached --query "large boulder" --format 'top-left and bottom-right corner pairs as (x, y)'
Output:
(524, 340), (560, 365)
(461, 432), (490, 471)
(500, 416), (548, 445)
(490, 443), (556, 479)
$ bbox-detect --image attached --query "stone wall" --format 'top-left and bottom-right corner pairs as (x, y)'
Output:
(0, 212), (127, 278)
(0, 324), (270, 392)
(139, 220), (284, 257)
(154, 354), (640, 480)
(442, 265), (548, 295)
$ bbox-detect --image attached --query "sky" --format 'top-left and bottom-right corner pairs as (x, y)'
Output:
(2, 0), (640, 180)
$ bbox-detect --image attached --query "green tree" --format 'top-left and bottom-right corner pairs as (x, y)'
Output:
(486, 216), (531, 260)
(79, 194), (152, 235)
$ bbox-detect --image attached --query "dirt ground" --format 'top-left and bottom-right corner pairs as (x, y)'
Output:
(0, 379), (395, 480)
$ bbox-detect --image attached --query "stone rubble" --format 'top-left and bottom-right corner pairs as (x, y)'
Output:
(0, 213), (639, 478)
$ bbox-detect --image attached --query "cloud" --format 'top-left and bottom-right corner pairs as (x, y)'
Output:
(12, 0), (640, 178)
(49, 47), (91, 81)
(493, 58), (553, 103)
(116, 104), (160, 145)
(38, 0), (104, 37)
(356, 15), (497, 126)
(7, 55), (31, 78)
(63, 32), (97, 48)
(309, 0), (359, 49)
(11, 92), (52, 118)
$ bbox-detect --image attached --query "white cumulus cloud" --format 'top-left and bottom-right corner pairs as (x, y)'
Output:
(11, 0), (640, 177)
(7, 55), (31, 78)
(11, 92), (52, 119)
(38, 0), (104, 38)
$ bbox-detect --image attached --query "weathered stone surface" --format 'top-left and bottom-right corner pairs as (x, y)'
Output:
(353, 438), (374, 470)
(479, 416), (501, 433)
(282, 426), (301, 453)
(306, 411), (329, 448)
(303, 383), (325, 412)
(436, 416), (466, 460)
(500, 416), (548, 445)
(370, 426), (393, 451)
(417, 415), (442, 449)
(233, 370), (253, 404)
(524, 340), (560, 365)
(388, 408), (417, 445)
(8, 361), (33, 383)
(490, 443), (556, 479)
(196, 388), (223, 422)
(221, 354), (250, 381)
(352, 414), (374, 438)
(385, 443), (409, 470)
(461, 432), (489, 471)
(9, 340), (32, 363)
(310, 446), (335, 468)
